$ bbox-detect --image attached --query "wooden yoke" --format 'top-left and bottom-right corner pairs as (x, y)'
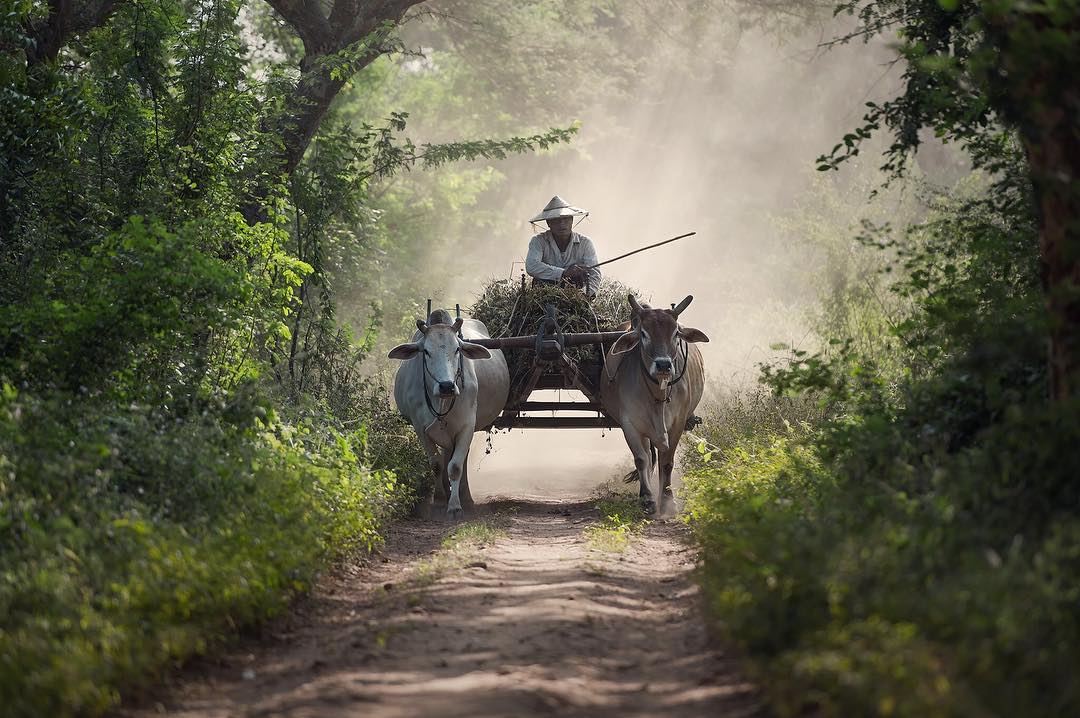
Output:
(468, 331), (626, 350)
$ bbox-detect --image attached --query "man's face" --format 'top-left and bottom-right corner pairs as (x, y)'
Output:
(546, 216), (573, 239)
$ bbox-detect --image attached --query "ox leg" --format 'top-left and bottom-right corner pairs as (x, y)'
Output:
(459, 460), (475, 510)
(445, 432), (472, 521)
(640, 440), (656, 501)
(622, 427), (656, 515)
(415, 432), (443, 512)
(434, 447), (451, 506)
(650, 443), (658, 491)
(657, 444), (678, 518)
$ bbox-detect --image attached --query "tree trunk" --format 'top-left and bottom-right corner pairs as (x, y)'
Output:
(24, 0), (121, 67)
(988, 3), (1080, 399)
(1024, 124), (1080, 400)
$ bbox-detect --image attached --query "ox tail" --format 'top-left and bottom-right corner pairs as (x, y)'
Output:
(623, 444), (658, 484)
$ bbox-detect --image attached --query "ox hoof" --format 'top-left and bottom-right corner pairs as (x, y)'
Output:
(447, 507), (465, 522)
(641, 499), (657, 516)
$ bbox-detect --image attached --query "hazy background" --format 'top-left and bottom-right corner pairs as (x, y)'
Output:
(340, 4), (909, 498)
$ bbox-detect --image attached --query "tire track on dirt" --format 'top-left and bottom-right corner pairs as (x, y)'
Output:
(118, 499), (761, 718)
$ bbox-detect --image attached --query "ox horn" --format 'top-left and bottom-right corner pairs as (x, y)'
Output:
(672, 295), (694, 317)
(452, 317), (463, 333)
(628, 294), (643, 315)
(416, 319), (428, 332)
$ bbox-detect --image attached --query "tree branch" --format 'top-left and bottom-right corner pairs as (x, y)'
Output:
(247, 0), (422, 224)
(25, 0), (122, 66)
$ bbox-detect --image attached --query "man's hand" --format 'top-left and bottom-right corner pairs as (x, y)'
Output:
(561, 264), (587, 289)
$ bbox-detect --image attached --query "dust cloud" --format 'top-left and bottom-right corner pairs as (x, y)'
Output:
(408, 15), (899, 499)
(470, 392), (633, 501)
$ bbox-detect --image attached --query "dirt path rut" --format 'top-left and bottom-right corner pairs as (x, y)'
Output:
(120, 499), (760, 718)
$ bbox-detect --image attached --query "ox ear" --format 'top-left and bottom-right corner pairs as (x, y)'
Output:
(415, 319), (428, 333)
(459, 341), (492, 360)
(388, 342), (421, 360)
(611, 330), (640, 355)
(678, 327), (710, 343)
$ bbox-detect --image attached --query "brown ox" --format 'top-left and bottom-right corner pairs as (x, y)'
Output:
(600, 294), (708, 515)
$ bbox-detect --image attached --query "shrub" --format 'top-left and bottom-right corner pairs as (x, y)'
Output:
(682, 389), (1080, 717)
(0, 386), (410, 717)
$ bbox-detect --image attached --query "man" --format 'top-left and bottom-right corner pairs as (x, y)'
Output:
(525, 195), (601, 298)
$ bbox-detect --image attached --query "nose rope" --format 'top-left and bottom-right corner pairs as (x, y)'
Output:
(638, 338), (690, 403)
(422, 350), (464, 419)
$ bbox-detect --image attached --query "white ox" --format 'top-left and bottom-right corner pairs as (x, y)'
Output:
(388, 309), (509, 519)
(600, 295), (708, 516)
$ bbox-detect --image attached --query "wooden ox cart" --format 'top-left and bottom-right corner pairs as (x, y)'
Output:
(457, 302), (626, 431)
(448, 232), (700, 432)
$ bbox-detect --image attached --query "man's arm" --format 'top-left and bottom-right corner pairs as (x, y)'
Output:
(525, 235), (565, 282)
(580, 237), (601, 297)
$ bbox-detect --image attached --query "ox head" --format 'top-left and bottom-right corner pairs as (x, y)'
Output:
(388, 316), (492, 398)
(611, 294), (709, 384)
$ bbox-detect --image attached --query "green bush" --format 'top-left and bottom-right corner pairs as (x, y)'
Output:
(684, 429), (831, 655)
(0, 386), (411, 717)
(683, 391), (1080, 717)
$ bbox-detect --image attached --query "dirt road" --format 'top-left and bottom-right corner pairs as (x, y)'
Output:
(120, 499), (760, 718)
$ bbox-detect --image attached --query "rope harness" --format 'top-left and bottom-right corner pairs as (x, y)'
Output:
(422, 348), (464, 419)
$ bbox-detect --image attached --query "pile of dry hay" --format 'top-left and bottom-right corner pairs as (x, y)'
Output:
(469, 278), (644, 383)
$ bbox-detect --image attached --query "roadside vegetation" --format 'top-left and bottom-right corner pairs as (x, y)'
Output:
(682, 0), (1080, 710)
(1, 386), (412, 716)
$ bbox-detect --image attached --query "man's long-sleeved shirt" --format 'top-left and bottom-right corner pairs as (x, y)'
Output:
(525, 231), (602, 297)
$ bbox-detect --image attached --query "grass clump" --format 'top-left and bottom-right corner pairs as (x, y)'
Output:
(584, 522), (637, 553)
(469, 278), (643, 383)
(412, 519), (505, 585)
(442, 520), (506, 550)
(585, 484), (648, 553)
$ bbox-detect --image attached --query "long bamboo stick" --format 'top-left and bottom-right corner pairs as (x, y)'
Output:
(587, 231), (696, 269)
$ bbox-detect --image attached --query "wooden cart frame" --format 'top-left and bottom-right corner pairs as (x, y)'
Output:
(466, 303), (625, 430)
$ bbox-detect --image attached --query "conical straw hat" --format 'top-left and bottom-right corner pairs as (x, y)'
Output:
(529, 195), (588, 222)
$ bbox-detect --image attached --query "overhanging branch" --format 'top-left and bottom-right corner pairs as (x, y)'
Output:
(24, 0), (123, 66)
(262, 0), (425, 178)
